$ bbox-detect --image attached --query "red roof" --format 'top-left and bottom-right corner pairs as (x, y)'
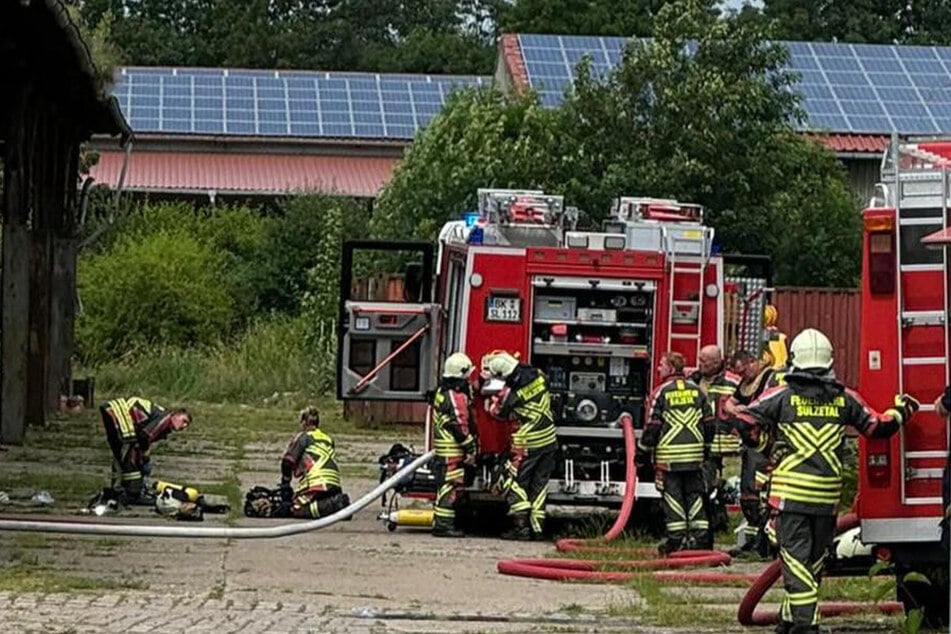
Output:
(89, 150), (399, 197)
(815, 134), (889, 154)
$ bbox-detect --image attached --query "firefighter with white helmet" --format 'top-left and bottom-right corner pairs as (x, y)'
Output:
(481, 350), (558, 540)
(731, 328), (920, 634)
(430, 352), (479, 537)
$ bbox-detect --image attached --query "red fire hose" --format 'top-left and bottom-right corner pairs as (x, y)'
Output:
(496, 415), (902, 626)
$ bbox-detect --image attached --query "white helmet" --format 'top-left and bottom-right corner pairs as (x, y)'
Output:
(481, 351), (520, 378)
(790, 328), (833, 370)
(443, 352), (474, 379)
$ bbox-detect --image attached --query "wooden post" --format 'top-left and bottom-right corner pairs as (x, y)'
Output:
(47, 136), (80, 413)
(27, 107), (55, 428)
(1, 93), (33, 445)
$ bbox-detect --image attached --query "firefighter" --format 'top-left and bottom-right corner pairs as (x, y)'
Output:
(640, 351), (715, 554)
(761, 304), (789, 370)
(733, 328), (919, 634)
(431, 352), (478, 538)
(725, 350), (776, 557)
(688, 345), (741, 537)
(99, 397), (192, 505)
(482, 351), (558, 541)
(279, 407), (350, 519)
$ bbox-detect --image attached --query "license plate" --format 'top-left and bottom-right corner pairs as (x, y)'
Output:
(486, 296), (521, 322)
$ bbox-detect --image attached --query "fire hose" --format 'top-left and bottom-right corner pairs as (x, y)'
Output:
(496, 417), (902, 625)
(0, 451), (434, 539)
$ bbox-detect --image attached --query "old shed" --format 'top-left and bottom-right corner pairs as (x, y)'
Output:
(1, 0), (130, 444)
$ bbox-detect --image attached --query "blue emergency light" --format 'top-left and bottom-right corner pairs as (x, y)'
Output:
(464, 211), (480, 227)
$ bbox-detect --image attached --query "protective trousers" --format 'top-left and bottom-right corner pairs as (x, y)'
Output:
(502, 446), (557, 535)
(776, 511), (835, 634)
(740, 447), (769, 543)
(659, 469), (709, 550)
(701, 455), (728, 534)
(290, 486), (349, 519)
(101, 408), (147, 504)
(432, 456), (465, 531)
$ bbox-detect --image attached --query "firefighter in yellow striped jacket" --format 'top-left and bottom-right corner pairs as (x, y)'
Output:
(280, 407), (350, 518)
(483, 351), (558, 541)
(431, 353), (478, 538)
(640, 351), (715, 555)
(99, 397), (192, 505)
(688, 345), (741, 536)
(733, 329), (918, 634)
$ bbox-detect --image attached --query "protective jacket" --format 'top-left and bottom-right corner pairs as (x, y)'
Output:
(688, 368), (740, 456)
(102, 397), (173, 450)
(282, 429), (341, 493)
(640, 374), (714, 471)
(489, 364), (558, 455)
(432, 381), (477, 458)
(736, 371), (909, 515)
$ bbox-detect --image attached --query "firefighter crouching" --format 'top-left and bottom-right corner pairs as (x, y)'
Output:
(688, 344), (741, 534)
(100, 397), (192, 505)
(279, 407), (350, 518)
(732, 328), (919, 634)
(639, 351), (715, 554)
(482, 351), (558, 541)
(431, 352), (479, 538)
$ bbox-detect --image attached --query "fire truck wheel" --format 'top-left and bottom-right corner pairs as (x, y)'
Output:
(895, 563), (950, 628)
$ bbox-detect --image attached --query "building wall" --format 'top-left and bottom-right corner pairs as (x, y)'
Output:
(772, 286), (861, 388)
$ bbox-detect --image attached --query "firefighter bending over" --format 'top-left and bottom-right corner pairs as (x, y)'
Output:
(280, 407), (350, 518)
(688, 345), (740, 533)
(431, 353), (478, 538)
(733, 329), (918, 634)
(100, 397), (192, 505)
(482, 351), (558, 541)
(640, 351), (715, 554)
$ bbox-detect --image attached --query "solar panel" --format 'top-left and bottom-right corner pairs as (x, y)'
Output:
(112, 68), (488, 139)
(517, 34), (951, 135)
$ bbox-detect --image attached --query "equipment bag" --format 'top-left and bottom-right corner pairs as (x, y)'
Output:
(243, 486), (289, 518)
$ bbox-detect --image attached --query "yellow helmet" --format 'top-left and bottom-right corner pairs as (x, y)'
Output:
(790, 328), (833, 370)
(763, 304), (778, 328)
(480, 350), (520, 378)
(442, 352), (474, 379)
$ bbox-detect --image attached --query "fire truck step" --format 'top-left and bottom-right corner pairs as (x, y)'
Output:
(670, 333), (701, 340)
(901, 356), (947, 365)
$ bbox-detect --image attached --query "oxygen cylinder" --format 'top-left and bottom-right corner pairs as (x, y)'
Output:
(155, 481), (201, 503)
(389, 508), (434, 527)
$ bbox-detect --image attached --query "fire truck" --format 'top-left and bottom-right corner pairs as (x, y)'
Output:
(858, 138), (951, 624)
(336, 189), (770, 514)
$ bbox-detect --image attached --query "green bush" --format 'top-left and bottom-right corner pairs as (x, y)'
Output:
(77, 229), (234, 364)
(90, 315), (325, 402)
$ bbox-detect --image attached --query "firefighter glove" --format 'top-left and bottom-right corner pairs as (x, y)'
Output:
(279, 484), (293, 503)
(897, 393), (921, 419)
(634, 446), (652, 469)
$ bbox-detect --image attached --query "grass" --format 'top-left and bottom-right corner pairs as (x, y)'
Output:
(0, 563), (147, 593)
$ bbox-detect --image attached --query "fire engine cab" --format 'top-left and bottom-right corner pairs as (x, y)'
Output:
(336, 189), (770, 512)
(859, 137), (951, 624)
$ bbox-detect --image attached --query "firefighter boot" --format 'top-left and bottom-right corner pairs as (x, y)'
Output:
(500, 514), (532, 541)
(432, 516), (465, 538)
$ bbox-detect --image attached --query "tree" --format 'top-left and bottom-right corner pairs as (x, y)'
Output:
(760, 0), (951, 45)
(375, 0), (861, 286)
(371, 88), (568, 240)
(495, 0), (680, 37)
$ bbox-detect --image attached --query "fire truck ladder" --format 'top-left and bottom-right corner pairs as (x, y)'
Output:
(665, 227), (713, 363)
(894, 162), (950, 507)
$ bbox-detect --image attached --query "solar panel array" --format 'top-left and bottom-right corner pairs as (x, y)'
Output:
(518, 34), (951, 135)
(110, 67), (489, 139)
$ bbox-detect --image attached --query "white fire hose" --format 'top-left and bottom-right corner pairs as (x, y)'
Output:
(0, 451), (434, 539)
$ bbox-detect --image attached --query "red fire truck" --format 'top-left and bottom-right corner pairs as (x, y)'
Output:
(336, 189), (770, 514)
(858, 138), (950, 624)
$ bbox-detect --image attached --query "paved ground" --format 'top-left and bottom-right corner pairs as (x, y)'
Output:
(0, 407), (904, 633)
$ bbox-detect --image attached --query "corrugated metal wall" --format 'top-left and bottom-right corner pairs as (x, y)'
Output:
(772, 287), (861, 388)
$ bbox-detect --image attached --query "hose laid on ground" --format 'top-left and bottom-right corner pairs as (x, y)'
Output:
(0, 451), (434, 539)
(496, 422), (901, 625)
